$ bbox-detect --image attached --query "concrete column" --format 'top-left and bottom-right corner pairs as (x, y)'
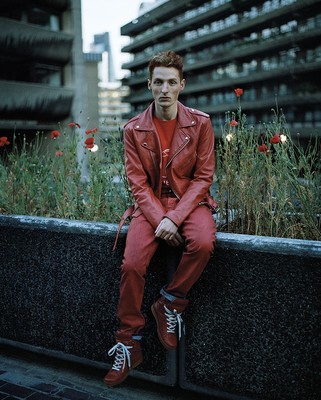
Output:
(69, 0), (89, 181)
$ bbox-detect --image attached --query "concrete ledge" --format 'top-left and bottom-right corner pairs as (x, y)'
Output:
(1, 215), (321, 399)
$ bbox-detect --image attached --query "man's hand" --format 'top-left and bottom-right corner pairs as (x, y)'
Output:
(155, 217), (184, 247)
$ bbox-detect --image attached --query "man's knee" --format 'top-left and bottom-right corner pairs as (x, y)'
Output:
(120, 259), (147, 277)
(121, 259), (138, 274)
(187, 234), (215, 255)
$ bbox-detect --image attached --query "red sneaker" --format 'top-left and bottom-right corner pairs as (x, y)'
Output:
(103, 336), (143, 386)
(151, 296), (188, 350)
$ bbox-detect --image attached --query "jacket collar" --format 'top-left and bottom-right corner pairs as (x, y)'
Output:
(134, 101), (197, 131)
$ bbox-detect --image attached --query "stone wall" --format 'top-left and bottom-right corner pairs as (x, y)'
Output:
(1, 215), (320, 399)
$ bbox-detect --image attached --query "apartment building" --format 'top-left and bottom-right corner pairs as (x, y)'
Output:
(121, 0), (321, 138)
(0, 0), (86, 139)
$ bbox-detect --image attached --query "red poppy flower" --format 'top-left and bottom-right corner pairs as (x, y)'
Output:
(270, 133), (281, 144)
(55, 151), (63, 157)
(258, 144), (269, 153)
(229, 120), (238, 127)
(0, 136), (10, 147)
(234, 88), (243, 97)
(84, 137), (94, 148)
(85, 128), (98, 135)
(51, 130), (61, 139)
(68, 122), (81, 129)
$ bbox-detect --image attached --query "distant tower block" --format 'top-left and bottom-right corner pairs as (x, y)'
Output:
(93, 32), (115, 83)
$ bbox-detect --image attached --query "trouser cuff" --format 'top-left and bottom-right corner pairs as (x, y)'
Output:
(132, 335), (143, 340)
(160, 287), (185, 302)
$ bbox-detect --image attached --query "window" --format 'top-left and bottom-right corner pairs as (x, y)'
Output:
(305, 111), (313, 122)
(278, 84), (288, 95)
(28, 8), (59, 31)
(314, 110), (321, 126)
(34, 64), (62, 86)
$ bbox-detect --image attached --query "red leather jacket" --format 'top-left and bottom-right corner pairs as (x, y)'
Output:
(124, 101), (216, 229)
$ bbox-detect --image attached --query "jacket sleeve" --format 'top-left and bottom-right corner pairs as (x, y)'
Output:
(165, 118), (215, 227)
(124, 125), (165, 229)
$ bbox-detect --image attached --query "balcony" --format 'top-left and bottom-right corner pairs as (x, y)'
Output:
(0, 80), (74, 122)
(122, 24), (321, 77)
(121, 0), (208, 36)
(121, 0), (262, 38)
(0, 17), (73, 64)
(121, 1), (233, 53)
(184, 61), (321, 95)
(122, 0), (321, 54)
(0, 0), (69, 11)
(125, 59), (321, 105)
(199, 92), (321, 114)
(174, 0), (321, 54)
(185, 27), (321, 73)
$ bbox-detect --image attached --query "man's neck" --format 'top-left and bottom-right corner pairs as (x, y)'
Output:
(154, 104), (178, 121)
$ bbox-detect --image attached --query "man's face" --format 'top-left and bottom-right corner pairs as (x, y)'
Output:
(148, 67), (185, 110)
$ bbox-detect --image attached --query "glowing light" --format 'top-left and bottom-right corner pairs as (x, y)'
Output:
(89, 144), (99, 152)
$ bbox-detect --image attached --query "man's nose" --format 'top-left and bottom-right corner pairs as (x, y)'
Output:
(161, 83), (168, 93)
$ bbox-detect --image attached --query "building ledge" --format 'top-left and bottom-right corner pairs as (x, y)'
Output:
(0, 80), (74, 121)
(0, 17), (73, 64)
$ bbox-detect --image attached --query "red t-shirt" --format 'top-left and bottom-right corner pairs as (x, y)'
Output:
(153, 116), (177, 187)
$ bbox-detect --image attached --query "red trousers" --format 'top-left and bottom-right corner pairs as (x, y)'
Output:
(117, 196), (216, 336)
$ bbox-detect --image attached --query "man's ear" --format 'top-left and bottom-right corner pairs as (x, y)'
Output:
(180, 79), (186, 91)
(147, 79), (151, 89)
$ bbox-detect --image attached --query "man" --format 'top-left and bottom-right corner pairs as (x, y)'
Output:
(104, 50), (216, 386)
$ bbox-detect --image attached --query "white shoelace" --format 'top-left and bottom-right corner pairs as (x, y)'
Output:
(108, 342), (133, 371)
(164, 305), (183, 340)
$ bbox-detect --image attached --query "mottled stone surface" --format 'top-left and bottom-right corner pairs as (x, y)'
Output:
(1, 215), (321, 399)
(180, 239), (321, 400)
(0, 216), (174, 384)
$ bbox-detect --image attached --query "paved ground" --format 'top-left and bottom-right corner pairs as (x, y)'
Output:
(0, 348), (216, 400)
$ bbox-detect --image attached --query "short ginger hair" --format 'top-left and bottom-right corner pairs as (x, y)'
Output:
(148, 51), (184, 80)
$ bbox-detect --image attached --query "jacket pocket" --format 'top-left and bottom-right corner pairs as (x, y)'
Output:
(140, 142), (159, 173)
(174, 153), (197, 175)
(141, 141), (156, 152)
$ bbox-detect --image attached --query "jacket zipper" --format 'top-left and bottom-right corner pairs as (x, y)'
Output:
(166, 136), (190, 199)
(166, 136), (190, 167)
(153, 130), (163, 199)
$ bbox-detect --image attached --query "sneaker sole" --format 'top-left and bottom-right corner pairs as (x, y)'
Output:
(103, 357), (143, 387)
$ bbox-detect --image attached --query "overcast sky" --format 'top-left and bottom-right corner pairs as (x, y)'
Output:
(81, 0), (144, 80)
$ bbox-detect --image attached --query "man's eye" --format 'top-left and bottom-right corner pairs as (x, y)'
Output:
(154, 80), (162, 85)
(170, 81), (177, 85)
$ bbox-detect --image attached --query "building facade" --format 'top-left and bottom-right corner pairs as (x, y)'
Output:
(85, 31), (130, 135)
(0, 0), (86, 140)
(121, 0), (321, 138)
(84, 52), (101, 131)
(98, 82), (130, 134)
(91, 32), (116, 83)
